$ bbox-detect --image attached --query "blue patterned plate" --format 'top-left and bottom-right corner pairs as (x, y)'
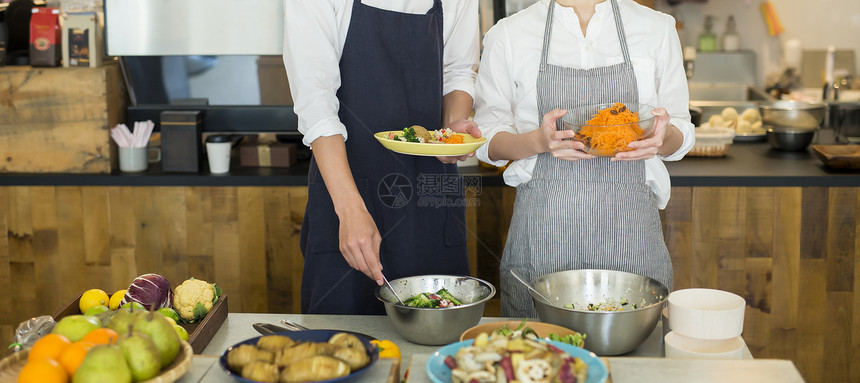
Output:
(426, 338), (608, 383)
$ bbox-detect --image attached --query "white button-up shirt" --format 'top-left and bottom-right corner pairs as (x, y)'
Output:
(283, 0), (480, 148)
(473, 0), (694, 209)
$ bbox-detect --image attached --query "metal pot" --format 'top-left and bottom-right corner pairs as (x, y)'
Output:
(828, 101), (860, 143)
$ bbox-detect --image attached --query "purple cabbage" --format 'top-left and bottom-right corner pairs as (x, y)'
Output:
(121, 273), (173, 310)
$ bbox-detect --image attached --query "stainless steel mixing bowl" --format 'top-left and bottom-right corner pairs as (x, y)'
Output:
(757, 100), (826, 130)
(529, 269), (669, 356)
(375, 275), (495, 345)
(766, 128), (815, 151)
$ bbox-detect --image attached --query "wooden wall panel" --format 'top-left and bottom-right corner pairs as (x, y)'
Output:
(663, 187), (692, 290)
(82, 187), (110, 266)
(769, 188), (801, 362)
(158, 187), (189, 281)
(288, 188), (307, 314)
(134, 188), (163, 274)
(0, 187), (11, 344)
(690, 188), (720, 288)
(0, 184), (858, 383)
(797, 258), (826, 383)
(238, 188), (267, 313)
(263, 187), (294, 313)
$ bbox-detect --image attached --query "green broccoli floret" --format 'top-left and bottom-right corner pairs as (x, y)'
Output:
(405, 293), (437, 308)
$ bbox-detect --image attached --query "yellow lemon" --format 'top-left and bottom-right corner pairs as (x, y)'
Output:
(79, 289), (110, 314)
(109, 289), (127, 310)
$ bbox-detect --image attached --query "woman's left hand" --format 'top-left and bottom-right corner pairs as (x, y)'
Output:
(613, 107), (670, 161)
(437, 119), (482, 164)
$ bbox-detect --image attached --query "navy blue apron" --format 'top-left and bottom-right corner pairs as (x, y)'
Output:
(299, 0), (471, 314)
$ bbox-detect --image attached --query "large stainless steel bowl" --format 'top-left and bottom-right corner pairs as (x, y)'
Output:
(529, 269), (669, 356)
(766, 128), (815, 151)
(757, 100), (826, 130)
(375, 275), (495, 345)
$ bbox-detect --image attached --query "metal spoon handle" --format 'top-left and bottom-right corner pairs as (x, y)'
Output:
(382, 275), (406, 305)
(510, 269), (552, 304)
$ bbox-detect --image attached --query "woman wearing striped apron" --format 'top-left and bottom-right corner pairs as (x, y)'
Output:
(474, 0), (695, 317)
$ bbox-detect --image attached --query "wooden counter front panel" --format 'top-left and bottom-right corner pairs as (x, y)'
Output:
(2, 185), (859, 383)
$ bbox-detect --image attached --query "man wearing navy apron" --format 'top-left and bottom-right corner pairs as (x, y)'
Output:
(474, 0), (695, 317)
(284, 1), (480, 314)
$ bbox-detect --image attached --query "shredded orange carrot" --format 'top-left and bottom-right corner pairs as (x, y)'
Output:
(441, 134), (464, 144)
(576, 103), (643, 156)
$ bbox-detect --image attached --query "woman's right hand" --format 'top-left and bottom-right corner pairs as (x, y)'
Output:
(537, 108), (595, 161)
(337, 207), (384, 285)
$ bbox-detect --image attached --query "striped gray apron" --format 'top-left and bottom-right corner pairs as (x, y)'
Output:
(500, 0), (672, 317)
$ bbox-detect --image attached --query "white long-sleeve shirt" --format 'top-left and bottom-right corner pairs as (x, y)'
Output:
(473, 0), (694, 209)
(283, 0), (480, 148)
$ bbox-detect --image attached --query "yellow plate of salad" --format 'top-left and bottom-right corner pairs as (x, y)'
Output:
(374, 125), (487, 157)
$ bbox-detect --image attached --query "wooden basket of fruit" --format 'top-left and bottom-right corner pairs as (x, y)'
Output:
(0, 339), (192, 383)
(53, 274), (228, 354)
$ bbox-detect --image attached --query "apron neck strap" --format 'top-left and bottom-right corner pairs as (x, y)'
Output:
(540, 0), (632, 67)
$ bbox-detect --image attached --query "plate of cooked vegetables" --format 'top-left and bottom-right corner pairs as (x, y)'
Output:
(374, 125), (487, 157)
(427, 324), (607, 383)
(219, 330), (378, 383)
(459, 318), (586, 346)
(562, 102), (657, 157)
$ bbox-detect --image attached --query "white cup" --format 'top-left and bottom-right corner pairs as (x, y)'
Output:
(119, 146), (161, 173)
(206, 142), (231, 174)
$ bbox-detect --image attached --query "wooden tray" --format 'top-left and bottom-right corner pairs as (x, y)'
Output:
(52, 293), (228, 354)
(0, 340), (192, 383)
(812, 145), (860, 169)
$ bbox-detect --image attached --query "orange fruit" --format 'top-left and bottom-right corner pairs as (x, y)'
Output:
(80, 328), (119, 345)
(57, 341), (95, 375)
(17, 357), (68, 383)
(27, 334), (71, 363)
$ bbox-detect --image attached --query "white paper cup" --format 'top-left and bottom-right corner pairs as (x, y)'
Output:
(206, 142), (231, 174)
(664, 331), (744, 359)
(668, 288), (745, 340)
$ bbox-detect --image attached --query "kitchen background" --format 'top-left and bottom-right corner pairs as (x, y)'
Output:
(144, 0), (860, 107)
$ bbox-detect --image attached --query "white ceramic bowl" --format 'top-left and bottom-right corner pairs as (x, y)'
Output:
(664, 331), (745, 359)
(667, 288), (745, 340)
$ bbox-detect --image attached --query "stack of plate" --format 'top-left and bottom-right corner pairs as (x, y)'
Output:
(664, 288), (746, 359)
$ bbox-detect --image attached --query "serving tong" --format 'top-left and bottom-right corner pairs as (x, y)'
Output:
(251, 319), (310, 335)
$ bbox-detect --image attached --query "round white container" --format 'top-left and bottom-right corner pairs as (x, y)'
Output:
(667, 288), (745, 340)
(664, 331), (745, 359)
(661, 306), (670, 338)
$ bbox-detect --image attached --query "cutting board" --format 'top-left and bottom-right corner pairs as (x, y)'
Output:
(607, 358), (805, 383)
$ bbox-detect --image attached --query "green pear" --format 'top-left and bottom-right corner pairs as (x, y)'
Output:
(117, 330), (162, 382)
(72, 344), (132, 383)
(52, 315), (100, 342)
(133, 311), (181, 368)
(108, 307), (145, 336)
